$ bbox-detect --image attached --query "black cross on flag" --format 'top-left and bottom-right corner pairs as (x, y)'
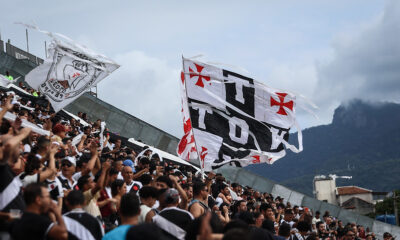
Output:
(177, 58), (303, 171)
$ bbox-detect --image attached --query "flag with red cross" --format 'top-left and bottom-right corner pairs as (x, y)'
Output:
(177, 58), (303, 171)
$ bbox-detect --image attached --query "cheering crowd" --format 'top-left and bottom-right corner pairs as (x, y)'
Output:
(0, 83), (391, 240)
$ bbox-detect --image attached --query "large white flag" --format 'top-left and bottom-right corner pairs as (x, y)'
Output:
(25, 35), (119, 112)
(179, 58), (305, 171)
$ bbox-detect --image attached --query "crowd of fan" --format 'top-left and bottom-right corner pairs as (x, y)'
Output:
(0, 84), (394, 240)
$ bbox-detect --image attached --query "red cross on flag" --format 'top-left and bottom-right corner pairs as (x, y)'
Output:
(254, 83), (296, 129)
(177, 57), (307, 171)
(183, 60), (227, 110)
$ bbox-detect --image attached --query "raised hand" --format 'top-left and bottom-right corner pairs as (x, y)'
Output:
(49, 143), (59, 155)
(4, 95), (14, 111)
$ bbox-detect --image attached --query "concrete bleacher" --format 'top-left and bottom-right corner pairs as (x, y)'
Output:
(0, 39), (399, 237)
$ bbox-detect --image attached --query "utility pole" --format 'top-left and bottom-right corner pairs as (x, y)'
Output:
(26, 29), (29, 53)
(394, 191), (399, 226)
(44, 41), (47, 58)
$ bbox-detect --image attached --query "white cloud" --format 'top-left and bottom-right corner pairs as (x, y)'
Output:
(314, 0), (400, 115)
(97, 51), (183, 136)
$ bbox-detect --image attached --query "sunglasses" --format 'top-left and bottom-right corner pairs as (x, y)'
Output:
(61, 162), (72, 167)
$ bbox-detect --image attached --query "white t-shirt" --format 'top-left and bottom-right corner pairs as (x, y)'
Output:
(139, 204), (152, 224)
(126, 180), (143, 193)
(312, 217), (321, 225)
(45, 177), (64, 202)
(280, 219), (295, 228)
(18, 172), (39, 187)
(117, 172), (123, 180)
(23, 144), (31, 153)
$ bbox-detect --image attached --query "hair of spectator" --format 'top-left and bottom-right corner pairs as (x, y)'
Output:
(344, 226), (355, 234)
(193, 181), (206, 196)
(24, 154), (41, 174)
(77, 175), (91, 191)
(238, 211), (255, 225)
(260, 203), (272, 212)
(261, 219), (275, 234)
(181, 183), (190, 190)
(109, 168), (119, 176)
(120, 193), (140, 218)
(23, 183), (45, 205)
(139, 186), (158, 199)
(284, 208), (293, 215)
(139, 157), (150, 165)
(223, 228), (250, 240)
(66, 190), (85, 207)
(155, 175), (173, 188)
(278, 223), (291, 237)
(297, 221), (311, 232)
(307, 232), (318, 240)
(111, 179), (125, 196)
(138, 174), (152, 186)
(316, 221), (324, 229)
(0, 119), (11, 134)
(125, 223), (163, 240)
(223, 219), (249, 233)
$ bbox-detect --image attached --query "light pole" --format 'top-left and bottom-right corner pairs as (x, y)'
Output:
(394, 191), (399, 226)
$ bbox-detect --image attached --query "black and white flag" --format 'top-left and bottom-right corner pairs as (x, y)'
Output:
(23, 25), (119, 112)
(179, 58), (303, 171)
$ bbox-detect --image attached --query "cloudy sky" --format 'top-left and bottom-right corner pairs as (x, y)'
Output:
(1, 0), (398, 137)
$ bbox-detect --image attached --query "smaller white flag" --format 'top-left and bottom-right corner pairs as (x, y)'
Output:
(25, 35), (119, 112)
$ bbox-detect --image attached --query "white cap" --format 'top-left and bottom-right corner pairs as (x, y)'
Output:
(62, 156), (76, 166)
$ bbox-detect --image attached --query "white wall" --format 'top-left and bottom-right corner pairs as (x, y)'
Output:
(315, 179), (337, 205)
(338, 193), (373, 206)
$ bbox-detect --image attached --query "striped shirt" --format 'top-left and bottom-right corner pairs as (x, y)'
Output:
(0, 164), (25, 212)
(63, 208), (104, 240)
(152, 206), (194, 240)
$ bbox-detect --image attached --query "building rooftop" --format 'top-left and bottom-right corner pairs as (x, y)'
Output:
(336, 186), (372, 195)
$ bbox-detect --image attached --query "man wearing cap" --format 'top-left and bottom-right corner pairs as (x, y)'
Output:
(58, 156), (78, 192)
(152, 188), (194, 240)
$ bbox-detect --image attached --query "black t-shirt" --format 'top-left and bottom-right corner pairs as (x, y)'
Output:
(10, 212), (54, 240)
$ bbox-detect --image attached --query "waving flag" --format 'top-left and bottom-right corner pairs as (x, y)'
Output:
(178, 58), (303, 171)
(177, 71), (198, 161)
(24, 28), (119, 112)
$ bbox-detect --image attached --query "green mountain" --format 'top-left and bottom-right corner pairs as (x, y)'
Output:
(247, 100), (400, 196)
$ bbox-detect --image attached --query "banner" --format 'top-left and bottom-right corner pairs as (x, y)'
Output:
(24, 35), (119, 112)
(179, 58), (303, 171)
(177, 70), (198, 162)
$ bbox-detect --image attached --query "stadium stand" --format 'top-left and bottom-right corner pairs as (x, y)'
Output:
(0, 39), (399, 239)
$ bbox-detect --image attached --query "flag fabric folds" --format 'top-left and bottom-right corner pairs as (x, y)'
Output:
(177, 58), (303, 171)
(25, 37), (119, 112)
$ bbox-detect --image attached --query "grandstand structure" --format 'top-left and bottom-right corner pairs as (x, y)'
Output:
(0, 38), (399, 237)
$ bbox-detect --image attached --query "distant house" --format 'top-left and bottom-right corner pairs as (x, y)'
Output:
(336, 186), (374, 214)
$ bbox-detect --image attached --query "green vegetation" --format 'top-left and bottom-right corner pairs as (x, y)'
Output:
(247, 100), (400, 196)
